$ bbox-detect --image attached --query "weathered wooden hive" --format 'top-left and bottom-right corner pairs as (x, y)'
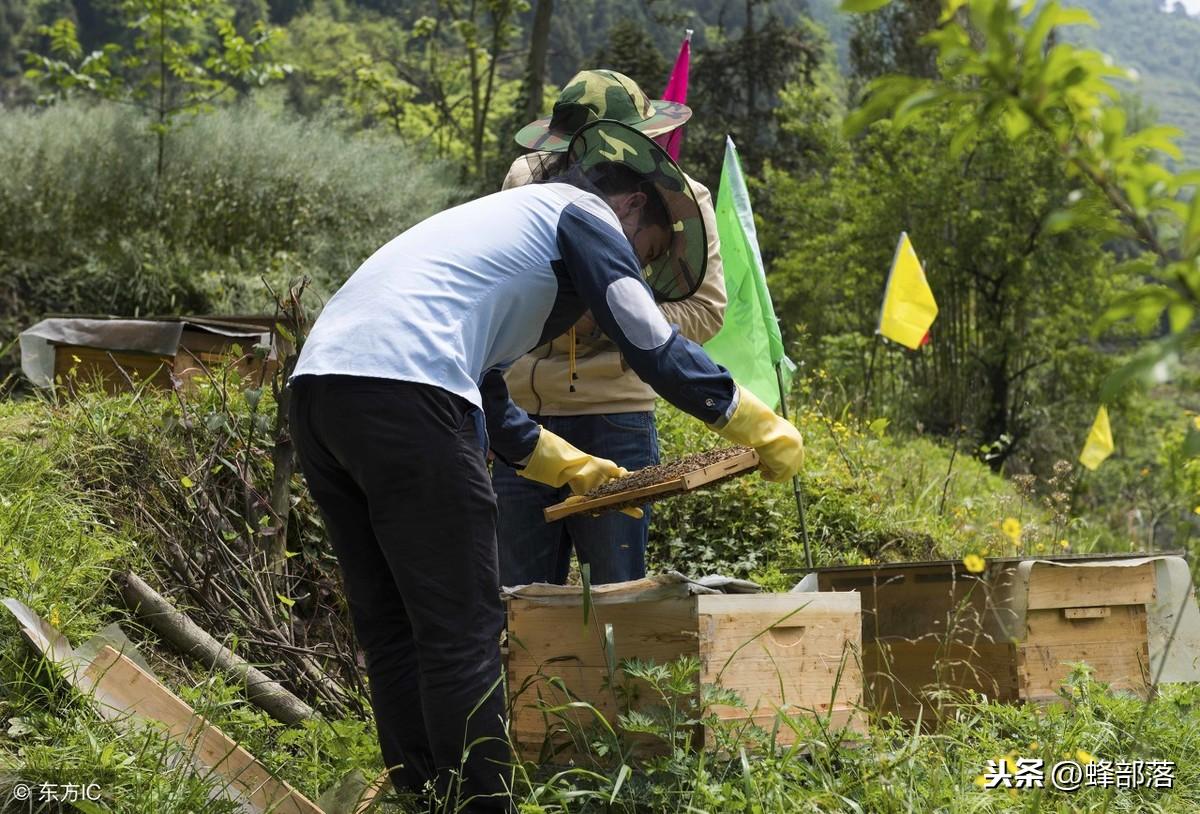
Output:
(20, 315), (282, 394)
(505, 576), (864, 761)
(808, 553), (1200, 721)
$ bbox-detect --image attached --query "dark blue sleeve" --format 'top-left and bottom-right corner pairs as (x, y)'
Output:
(555, 199), (737, 425)
(480, 367), (541, 465)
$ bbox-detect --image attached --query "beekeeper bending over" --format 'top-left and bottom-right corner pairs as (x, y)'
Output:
(288, 120), (803, 812)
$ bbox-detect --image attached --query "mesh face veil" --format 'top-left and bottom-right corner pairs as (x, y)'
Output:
(566, 120), (707, 302)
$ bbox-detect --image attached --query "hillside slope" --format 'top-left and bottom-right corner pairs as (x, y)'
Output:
(1064, 0), (1200, 163)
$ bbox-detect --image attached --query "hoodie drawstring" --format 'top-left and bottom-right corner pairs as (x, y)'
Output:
(568, 325), (578, 393)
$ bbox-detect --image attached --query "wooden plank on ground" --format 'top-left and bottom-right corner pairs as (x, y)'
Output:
(2, 599), (328, 814)
(83, 645), (324, 814)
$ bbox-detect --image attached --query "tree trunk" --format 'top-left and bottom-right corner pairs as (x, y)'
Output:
(981, 355), (1012, 472)
(265, 374), (295, 571)
(522, 0), (554, 123)
(116, 571), (316, 725)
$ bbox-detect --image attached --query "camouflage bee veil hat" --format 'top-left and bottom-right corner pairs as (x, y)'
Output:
(515, 69), (692, 153)
(567, 120), (707, 302)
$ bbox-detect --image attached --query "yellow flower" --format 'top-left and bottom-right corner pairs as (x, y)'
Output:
(973, 774), (988, 788)
(1029, 741), (1039, 751)
(49, 607), (61, 629)
(1058, 539), (1070, 549)
(1076, 749), (1094, 764)
(1193, 415), (1200, 431)
(1001, 517), (1022, 542)
(1140, 467), (1150, 477)
(963, 554), (986, 574)
(861, 557), (875, 565)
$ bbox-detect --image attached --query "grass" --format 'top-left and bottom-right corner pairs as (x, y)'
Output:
(1, 383), (1198, 812)
(650, 390), (1126, 590)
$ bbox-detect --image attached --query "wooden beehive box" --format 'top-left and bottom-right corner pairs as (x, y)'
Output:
(49, 316), (279, 395)
(812, 553), (1164, 722)
(53, 345), (177, 392)
(1017, 559), (1154, 702)
(505, 583), (863, 761)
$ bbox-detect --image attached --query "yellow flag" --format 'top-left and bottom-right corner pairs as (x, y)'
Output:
(1079, 405), (1115, 470)
(877, 232), (938, 350)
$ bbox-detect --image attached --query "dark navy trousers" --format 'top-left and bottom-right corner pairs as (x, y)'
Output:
(290, 375), (510, 811)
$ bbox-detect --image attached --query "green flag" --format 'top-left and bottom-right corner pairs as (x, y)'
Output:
(703, 136), (794, 409)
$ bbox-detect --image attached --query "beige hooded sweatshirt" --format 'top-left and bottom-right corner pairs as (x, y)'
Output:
(500, 152), (727, 415)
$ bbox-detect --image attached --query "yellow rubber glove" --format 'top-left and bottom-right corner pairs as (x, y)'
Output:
(518, 428), (628, 495)
(709, 385), (804, 482)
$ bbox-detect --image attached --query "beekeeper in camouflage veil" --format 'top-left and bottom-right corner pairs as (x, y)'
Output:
(290, 117), (802, 810)
(496, 69), (727, 588)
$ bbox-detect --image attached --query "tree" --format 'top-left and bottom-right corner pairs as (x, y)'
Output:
(26, 0), (288, 180)
(285, 1), (527, 181)
(761, 106), (1128, 471)
(587, 18), (666, 94)
(844, 0), (1200, 507)
(686, 13), (827, 186)
(0, 0), (25, 78)
(846, 0), (1200, 398)
(848, 0), (942, 83)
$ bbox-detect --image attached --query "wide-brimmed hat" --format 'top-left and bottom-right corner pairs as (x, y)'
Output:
(567, 120), (706, 302)
(515, 69), (691, 153)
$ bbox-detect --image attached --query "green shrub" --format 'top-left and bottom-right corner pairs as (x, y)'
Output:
(648, 391), (1124, 588)
(0, 101), (461, 377)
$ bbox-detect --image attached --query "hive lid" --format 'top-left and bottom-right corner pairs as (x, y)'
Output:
(503, 571), (761, 606)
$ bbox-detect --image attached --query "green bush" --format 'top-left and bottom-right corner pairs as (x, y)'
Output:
(648, 387), (1125, 588)
(0, 101), (461, 377)
(0, 376), (1191, 812)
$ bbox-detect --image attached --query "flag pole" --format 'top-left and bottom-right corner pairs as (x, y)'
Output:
(775, 360), (812, 569)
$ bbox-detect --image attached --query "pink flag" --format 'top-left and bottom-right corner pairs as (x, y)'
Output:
(656, 29), (691, 161)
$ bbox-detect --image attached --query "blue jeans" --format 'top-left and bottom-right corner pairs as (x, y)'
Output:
(493, 412), (659, 586)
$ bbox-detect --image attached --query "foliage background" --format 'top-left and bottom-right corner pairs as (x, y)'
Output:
(0, 0), (1198, 810)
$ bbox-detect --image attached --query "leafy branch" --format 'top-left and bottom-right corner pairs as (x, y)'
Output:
(842, 0), (1199, 399)
(26, 0), (290, 180)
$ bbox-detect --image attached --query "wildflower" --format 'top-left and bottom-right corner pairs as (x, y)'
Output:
(861, 557), (875, 565)
(1140, 467), (1150, 477)
(1029, 741), (1039, 751)
(1076, 749), (1095, 764)
(963, 553), (986, 574)
(1059, 539), (1070, 550)
(1035, 543), (1046, 553)
(1193, 415), (1200, 431)
(1001, 517), (1022, 542)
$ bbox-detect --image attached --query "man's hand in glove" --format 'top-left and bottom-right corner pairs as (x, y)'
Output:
(709, 385), (804, 482)
(518, 428), (644, 518)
